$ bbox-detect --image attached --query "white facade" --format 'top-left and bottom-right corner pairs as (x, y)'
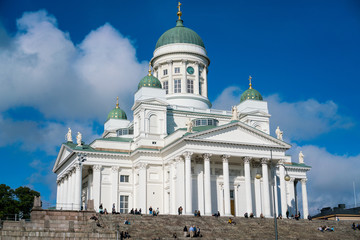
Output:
(53, 11), (310, 218)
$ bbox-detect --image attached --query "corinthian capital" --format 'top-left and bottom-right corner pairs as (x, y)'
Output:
(203, 153), (212, 161)
(244, 156), (252, 164)
(111, 166), (120, 172)
(301, 179), (307, 184)
(183, 151), (193, 159)
(222, 155), (230, 163)
(261, 158), (270, 164)
(93, 165), (102, 171)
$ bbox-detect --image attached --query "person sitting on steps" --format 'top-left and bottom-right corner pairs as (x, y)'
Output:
(244, 212), (248, 218)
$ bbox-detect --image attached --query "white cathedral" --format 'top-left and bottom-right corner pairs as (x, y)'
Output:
(53, 4), (310, 218)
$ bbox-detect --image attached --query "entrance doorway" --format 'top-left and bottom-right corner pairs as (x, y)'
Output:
(230, 190), (235, 215)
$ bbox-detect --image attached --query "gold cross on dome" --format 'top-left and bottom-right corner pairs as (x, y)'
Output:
(249, 75), (252, 89)
(177, 2), (182, 20)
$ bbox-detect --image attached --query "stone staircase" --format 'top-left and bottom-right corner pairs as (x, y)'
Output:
(1, 209), (360, 239)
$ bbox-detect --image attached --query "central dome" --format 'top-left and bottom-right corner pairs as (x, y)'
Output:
(155, 20), (205, 49)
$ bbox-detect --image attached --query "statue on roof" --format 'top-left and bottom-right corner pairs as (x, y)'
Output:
(76, 132), (82, 146)
(231, 106), (239, 121)
(275, 126), (283, 140)
(66, 128), (72, 142)
(299, 151), (304, 164)
(186, 119), (193, 133)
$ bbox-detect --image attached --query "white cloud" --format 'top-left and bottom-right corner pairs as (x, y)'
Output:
(0, 113), (100, 155)
(298, 145), (360, 214)
(211, 86), (242, 110)
(267, 94), (353, 141)
(0, 10), (147, 121)
(212, 86), (352, 141)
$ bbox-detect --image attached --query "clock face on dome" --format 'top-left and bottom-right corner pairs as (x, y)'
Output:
(187, 66), (194, 75)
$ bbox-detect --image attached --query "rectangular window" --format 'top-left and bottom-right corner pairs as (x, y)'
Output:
(174, 79), (181, 93)
(187, 79), (194, 93)
(120, 175), (129, 183)
(119, 195), (129, 213)
(163, 81), (168, 94)
(230, 190), (234, 199)
(163, 69), (168, 75)
(174, 67), (180, 73)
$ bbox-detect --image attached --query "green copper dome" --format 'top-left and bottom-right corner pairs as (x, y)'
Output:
(155, 20), (205, 49)
(107, 97), (127, 120)
(240, 76), (263, 102)
(138, 71), (162, 89)
(240, 88), (263, 102)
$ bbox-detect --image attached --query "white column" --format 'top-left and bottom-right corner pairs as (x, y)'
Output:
(111, 166), (119, 212)
(92, 165), (101, 211)
(203, 153), (212, 215)
(254, 174), (262, 217)
(194, 61), (200, 95)
(196, 160), (204, 215)
(287, 178), (295, 216)
(234, 184), (239, 216)
(203, 65), (208, 97)
(273, 171), (279, 217)
(244, 157), (253, 214)
(59, 178), (65, 209)
(168, 61), (173, 94)
(56, 180), (61, 209)
(182, 60), (187, 93)
(301, 179), (309, 219)
(222, 155), (231, 216)
(184, 151), (193, 214)
(261, 158), (271, 217)
(279, 160), (288, 217)
(170, 161), (177, 214)
(218, 184), (224, 215)
(138, 163), (147, 212)
(74, 164), (82, 210)
(176, 157), (185, 211)
(64, 174), (70, 210)
(70, 169), (76, 209)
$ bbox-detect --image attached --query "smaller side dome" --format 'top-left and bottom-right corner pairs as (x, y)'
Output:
(240, 76), (263, 102)
(138, 69), (162, 90)
(107, 97), (127, 120)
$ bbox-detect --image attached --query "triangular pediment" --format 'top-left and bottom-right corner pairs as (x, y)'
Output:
(240, 110), (270, 117)
(186, 122), (290, 148)
(132, 98), (168, 110)
(52, 144), (73, 172)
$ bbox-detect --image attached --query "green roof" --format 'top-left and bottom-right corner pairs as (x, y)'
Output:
(240, 88), (263, 102)
(155, 20), (205, 49)
(96, 137), (132, 142)
(138, 74), (162, 90)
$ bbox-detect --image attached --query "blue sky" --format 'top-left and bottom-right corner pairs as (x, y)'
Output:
(0, 0), (359, 213)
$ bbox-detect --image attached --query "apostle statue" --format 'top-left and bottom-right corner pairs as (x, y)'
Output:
(231, 106), (239, 121)
(186, 119), (193, 133)
(66, 128), (72, 142)
(299, 151), (304, 164)
(275, 126), (283, 140)
(76, 132), (82, 146)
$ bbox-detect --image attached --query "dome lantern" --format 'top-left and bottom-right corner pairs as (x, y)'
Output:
(107, 97), (127, 120)
(137, 64), (162, 90)
(155, 2), (205, 49)
(240, 76), (263, 102)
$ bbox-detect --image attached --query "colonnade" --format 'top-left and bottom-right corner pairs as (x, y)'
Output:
(165, 152), (309, 218)
(56, 154), (309, 219)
